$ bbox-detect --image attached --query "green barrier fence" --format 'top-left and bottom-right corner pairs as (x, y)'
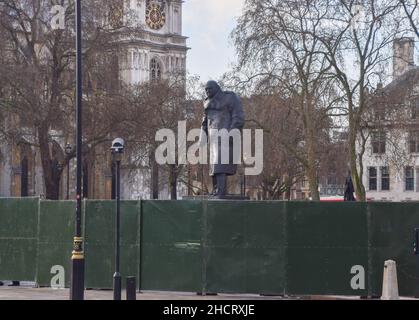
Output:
(36, 200), (75, 287)
(367, 203), (419, 297)
(0, 198), (39, 282)
(0, 198), (418, 297)
(286, 202), (369, 296)
(84, 200), (140, 289)
(204, 201), (287, 295)
(140, 201), (202, 292)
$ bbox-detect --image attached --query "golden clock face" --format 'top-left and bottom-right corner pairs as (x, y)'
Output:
(146, 3), (166, 30)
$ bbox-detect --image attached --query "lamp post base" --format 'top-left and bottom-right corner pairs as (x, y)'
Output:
(113, 272), (122, 300)
(70, 257), (85, 300)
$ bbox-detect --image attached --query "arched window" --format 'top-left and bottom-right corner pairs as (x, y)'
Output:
(150, 58), (162, 81)
(21, 156), (28, 197)
(109, 0), (124, 29)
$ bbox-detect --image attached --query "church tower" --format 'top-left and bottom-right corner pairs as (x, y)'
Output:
(119, 0), (188, 85)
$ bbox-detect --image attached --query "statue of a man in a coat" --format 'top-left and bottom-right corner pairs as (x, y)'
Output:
(200, 81), (245, 197)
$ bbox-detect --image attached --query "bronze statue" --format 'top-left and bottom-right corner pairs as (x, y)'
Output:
(201, 81), (245, 197)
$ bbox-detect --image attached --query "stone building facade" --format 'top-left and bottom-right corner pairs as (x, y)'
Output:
(0, 0), (188, 200)
(362, 37), (419, 202)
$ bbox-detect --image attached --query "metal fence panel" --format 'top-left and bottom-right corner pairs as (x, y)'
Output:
(84, 200), (140, 289)
(36, 201), (75, 287)
(367, 202), (419, 297)
(204, 201), (286, 295)
(286, 202), (369, 296)
(140, 200), (202, 292)
(0, 198), (39, 281)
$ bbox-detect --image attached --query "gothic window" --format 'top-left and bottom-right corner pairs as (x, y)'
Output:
(405, 167), (415, 191)
(409, 131), (419, 153)
(416, 168), (419, 192)
(373, 106), (386, 121)
(371, 131), (386, 154)
(369, 167), (377, 191)
(139, 53), (144, 69)
(109, 0), (124, 29)
(381, 167), (390, 191)
(134, 52), (139, 69)
(150, 58), (162, 81)
(21, 156), (28, 197)
(411, 98), (419, 119)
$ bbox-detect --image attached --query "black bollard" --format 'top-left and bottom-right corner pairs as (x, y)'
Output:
(126, 277), (137, 300)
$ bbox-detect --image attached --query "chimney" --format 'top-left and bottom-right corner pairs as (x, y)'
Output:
(393, 37), (415, 80)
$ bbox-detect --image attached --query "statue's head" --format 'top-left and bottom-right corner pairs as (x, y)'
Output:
(205, 80), (221, 99)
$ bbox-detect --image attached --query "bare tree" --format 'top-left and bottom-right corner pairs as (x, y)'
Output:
(117, 73), (195, 200)
(309, 0), (403, 201)
(0, 0), (138, 199)
(399, 0), (419, 37)
(230, 0), (341, 200)
(244, 94), (306, 200)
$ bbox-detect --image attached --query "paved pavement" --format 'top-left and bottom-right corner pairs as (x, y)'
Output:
(0, 284), (361, 301)
(0, 284), (416, 300)
(0, 286), (297, 300)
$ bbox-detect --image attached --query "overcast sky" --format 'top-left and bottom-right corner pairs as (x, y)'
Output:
(183, 0), (246, 82)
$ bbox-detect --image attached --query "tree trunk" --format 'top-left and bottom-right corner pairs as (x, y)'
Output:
(169, 165), (177, 200)
(285, 187), (291, 201)
(305, 120), (320, 201)
(349, 130), (366, 202)
(151, 157), (159, 200)
(38, 125), (62, 200)
(306, 163), (320, 201)
(302, 95), (320, 201)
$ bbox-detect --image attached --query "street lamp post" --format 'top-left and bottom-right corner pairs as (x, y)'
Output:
(65, 143), (72, 200)
(70, 0), (85, 301)
(111, 138), (125, 301)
